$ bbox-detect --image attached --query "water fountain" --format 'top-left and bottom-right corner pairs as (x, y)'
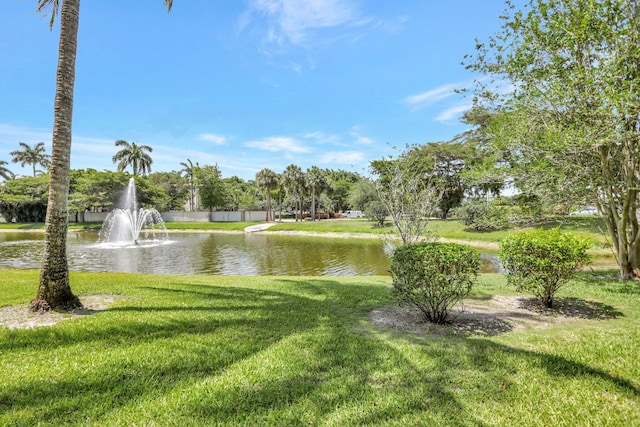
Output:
(98, 178), (168, 246)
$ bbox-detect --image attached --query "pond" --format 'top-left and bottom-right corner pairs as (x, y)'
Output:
(0, 232), (501, 276)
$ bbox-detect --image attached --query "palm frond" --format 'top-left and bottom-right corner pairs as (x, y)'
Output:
(36, 0), (59, 30)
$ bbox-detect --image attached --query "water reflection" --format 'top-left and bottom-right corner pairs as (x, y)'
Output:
(0, 232), (501, 276)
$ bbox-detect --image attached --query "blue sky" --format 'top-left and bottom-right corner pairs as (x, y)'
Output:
(0, 0), (513, 181)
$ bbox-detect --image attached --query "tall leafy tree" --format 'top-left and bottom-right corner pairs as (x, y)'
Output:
(255, 168), (278, 221)
(222, 176), (259, 211)
(325, 169), (361, 213)
(31, 0), (173, 312)
(194, 164), (226, 213)
(467, 0), (640, 279)
(112, 140), (154, 176)
(0, 174), (50, 224)
(454, 107), (507, 198)
(347, 178), (377, 211)
(147, 171), (188, 210)
(0, 160), (13, 181)
(10, 141), (51, 176)
(68, 169), (130, 214)
(408, 142), (475, 219)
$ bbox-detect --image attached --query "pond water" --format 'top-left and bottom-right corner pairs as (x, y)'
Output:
(0, 232), (501, 276)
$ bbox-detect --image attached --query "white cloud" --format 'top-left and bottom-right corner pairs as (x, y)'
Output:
(248, 0), (362, 44)
(404, 83), (460, 111)
(435, 103), (472, 122)
(0, 124), (51, 149)
(319, 150), (364, 164)
(301, 127), (373, 149)
(73, 135), (120, 150)
(303, 131), (340, 145)
(349, 126), (372, 145)
(242, 0), (384, 53)
(198, 133), (226, 145)
(245, 136), (311, 153)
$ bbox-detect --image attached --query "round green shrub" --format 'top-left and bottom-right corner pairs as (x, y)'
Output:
(390, 242), (480, 324)
(455, 200), (509, 232)
(364, 200), (388, 227)
(499, 228), (591, 308)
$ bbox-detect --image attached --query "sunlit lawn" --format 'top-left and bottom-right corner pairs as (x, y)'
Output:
(266, 217), (609, 244)
(266, 217), (613, 258)
(268, 218), (391, 235)
(0, 222), (46, 230)
(163, 221), (260, 231)
(1, 270), (638, 426)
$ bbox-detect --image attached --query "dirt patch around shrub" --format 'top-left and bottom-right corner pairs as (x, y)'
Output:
(2, 292), (620, 335)
(370, 295), (622, 338)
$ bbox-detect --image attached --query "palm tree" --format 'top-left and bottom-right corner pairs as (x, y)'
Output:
(276, 174), (286, 221)
(180, 158), (196, 211)
(305, 166), (329, 221)
(30, 0), (82, 312)
(31, 0), (173, 313)
(10, 141), (51, 176)
(282, 164), (305, 221)
(112, 140), (154, 176)
(0, 160), (13, 181)
(255, 168), (278, 222)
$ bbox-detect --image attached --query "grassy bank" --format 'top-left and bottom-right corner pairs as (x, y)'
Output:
(268, 217), (610, 245)
(1, 270), (638, 425)
(1, 216), (610, 244)
(163, 221), (259, 232)
(266, 218), (614, 262)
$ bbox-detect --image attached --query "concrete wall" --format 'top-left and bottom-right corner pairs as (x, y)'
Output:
(72, 210), (270, 223)
(83, 212), (109, 223)
(162, 211), (210, 223)
(245, 210), (270, 222)
(210, 210), (270, 222)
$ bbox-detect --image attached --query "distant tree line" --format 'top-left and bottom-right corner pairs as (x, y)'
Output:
(0, 122), (593, 227)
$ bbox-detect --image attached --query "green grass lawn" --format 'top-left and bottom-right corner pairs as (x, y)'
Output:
(266, 218), (614, 259)
(1, 270), (638, 426)
(0, 222), (46, 230)
(163, 221), (260, 231)
(265, 217), (609, 244)
(268, 218), (391, 235)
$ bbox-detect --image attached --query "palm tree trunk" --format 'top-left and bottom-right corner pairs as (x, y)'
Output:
(265, 192), (270, 221)
(31, 0), (81, 312)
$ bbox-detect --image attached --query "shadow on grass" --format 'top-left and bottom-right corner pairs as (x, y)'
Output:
(0, 278), (638, 425)
(611, 281), (640, 295)
(518, 297), (623, 320)
(579, 270), (640, 295)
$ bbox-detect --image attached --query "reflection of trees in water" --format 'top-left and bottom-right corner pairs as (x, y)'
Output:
(241, 235), (391, 276)
(0, 232), (498, 276)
